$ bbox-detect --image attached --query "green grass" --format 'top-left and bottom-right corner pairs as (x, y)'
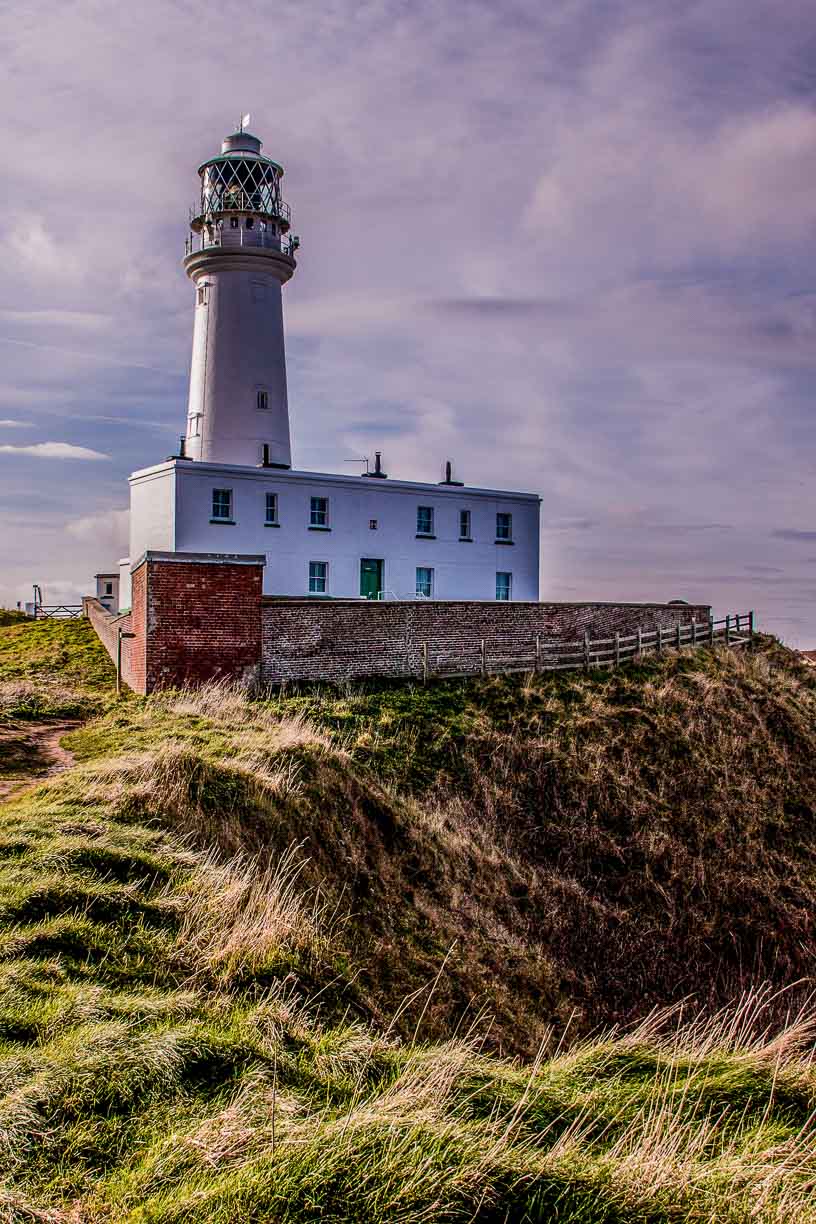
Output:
(2, 619), (816, 1219)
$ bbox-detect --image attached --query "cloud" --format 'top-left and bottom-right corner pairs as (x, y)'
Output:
(0, 419), (26, 427)
(0, 442), (109, 460)
(772, 529), (816, 541)
(67, 508), (129, 553)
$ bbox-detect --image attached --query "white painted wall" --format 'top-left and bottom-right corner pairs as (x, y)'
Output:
(129, 460), (540, 601)
(183, 247), (295, 468)
(128, 466), (175, 569)
(118, 558), (131, 611)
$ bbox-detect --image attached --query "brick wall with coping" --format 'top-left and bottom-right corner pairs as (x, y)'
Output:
(259, 597), (713, 684)
(85, 552), (713, 693)
(81, 597), (136, 687)
(134, 551), (264, 692)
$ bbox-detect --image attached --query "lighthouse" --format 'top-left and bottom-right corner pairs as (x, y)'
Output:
(123, 119), (541, 609)
(182, 120), (299, 468)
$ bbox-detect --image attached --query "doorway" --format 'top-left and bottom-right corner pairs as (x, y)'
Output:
(360, 558), (384, 600)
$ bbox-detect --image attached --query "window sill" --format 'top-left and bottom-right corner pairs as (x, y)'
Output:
(416, 533), (436, 540)
(265, 522), (281, 528)
(459, 537), (473, 543)
(495, 539), (515, 545)
(210, 518), (236, 525)
(308, 525), (331, 531)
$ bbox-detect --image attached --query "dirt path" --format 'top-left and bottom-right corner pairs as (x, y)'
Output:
(0, 721), (79, 802)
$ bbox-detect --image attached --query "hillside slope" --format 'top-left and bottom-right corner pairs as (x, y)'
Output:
(1, 620), (816, 1220)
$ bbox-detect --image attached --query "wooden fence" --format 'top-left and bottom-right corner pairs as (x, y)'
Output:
(425, 611), (755, 681)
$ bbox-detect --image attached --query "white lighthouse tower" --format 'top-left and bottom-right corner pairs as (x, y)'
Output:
(123, 119), (541, 611)
(182, 119), (299, 468)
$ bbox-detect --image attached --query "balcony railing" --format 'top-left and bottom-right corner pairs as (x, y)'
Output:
(184, 227), (300, 258)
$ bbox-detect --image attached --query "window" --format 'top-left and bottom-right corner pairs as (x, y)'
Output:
(369, 518), (378, 530)
(189, 414), (202, 437)
(416, 505), (434, 536)
(459, 509), (471, 539)
(416, 567), (434, 598)
(104, 581), (113, 596)
(309, 561), (327, 594)
(230, 216), (239, 229)
(310, 496), (329, 528)
(246, 216), (254, 229)
(265, 492), (278, 525)
(257, 389), (269, 411)
(197, 284), (208, 306)
(496, 512), (513, 542)
(496, 572), (512, 601)
(212, 488), (233, 521)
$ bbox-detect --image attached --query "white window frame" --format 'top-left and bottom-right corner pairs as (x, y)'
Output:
(416, 505), (434, 536)
(257, 389), (269, 411)
(459, 509), (471, 539)
(211, 488), (233, 521)
(309, 561), (328, 594)
(415, 567), (434, 599)
(265, 492), (278, 525)
(496, 512), (513, 542)
(496, 571), (512, 601)
(310, 496), (329, 528)
(189, 413), (202, 438)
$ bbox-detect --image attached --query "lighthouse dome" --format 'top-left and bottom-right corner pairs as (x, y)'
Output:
(221, 130), (262, 156)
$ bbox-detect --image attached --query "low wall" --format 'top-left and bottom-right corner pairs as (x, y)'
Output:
(84, 552), (714, 693)
(81, 597), (135, 687)
(260, 599), (712, 684)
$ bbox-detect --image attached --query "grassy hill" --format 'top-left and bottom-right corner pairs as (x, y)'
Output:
(1, 619), (816, 1220)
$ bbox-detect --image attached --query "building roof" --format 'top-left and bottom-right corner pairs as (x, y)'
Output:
(128, 458), (542, 502)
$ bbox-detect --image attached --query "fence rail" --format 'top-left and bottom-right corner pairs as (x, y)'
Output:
(423, 611), (754, 681)
(33, 604), (83, 620)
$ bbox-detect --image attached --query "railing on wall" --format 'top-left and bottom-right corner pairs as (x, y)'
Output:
(423, 611), (755, 682)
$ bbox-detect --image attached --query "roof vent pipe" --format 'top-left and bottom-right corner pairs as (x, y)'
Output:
(439, 458), (464, 486)
(363, 450), (388, 478)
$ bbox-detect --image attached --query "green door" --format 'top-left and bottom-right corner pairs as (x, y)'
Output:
(360, 558), (383, 600)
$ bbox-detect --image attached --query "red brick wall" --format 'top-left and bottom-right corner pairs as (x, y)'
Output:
(82, 598), (135, 687)
(85, 552), (714, 692)
(260, 599), (713, 684)
(140, 557), (263, 692)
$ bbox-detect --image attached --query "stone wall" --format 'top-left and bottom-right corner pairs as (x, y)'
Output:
(85, 551), (714, 693)
(260, 598), (712, 684)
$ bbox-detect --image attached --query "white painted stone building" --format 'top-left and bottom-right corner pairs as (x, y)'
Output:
(121, 123), (541, 609)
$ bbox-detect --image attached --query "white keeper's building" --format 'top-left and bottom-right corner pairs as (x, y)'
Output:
(121, 123), (541, 609)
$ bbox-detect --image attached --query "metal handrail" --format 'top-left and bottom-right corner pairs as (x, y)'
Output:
(190, 195), (291, 226)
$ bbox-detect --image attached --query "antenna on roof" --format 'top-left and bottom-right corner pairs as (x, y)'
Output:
(344, 456), (370, 474)
(239, 112), (251, 132)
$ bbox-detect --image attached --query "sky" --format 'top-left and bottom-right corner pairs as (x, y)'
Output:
(2, 0), (815, 643)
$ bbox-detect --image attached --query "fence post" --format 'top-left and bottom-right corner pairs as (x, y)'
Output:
(692, 619), (697, 646)
(749, 610), (755, 648)
(657, 624), (663, 654)
(637, 626), (643, 659)
(725, 614), (731, 645)
(735, 612), (741, 634)
(479, 638), (486, 676)
(614, 631), (620, 668)
(709, 617), (715, 646)
(584, 630), (591, 672)
(421, 642), (428, 685)
(676, 622), (682, 651)
(535, 633), (541, 673)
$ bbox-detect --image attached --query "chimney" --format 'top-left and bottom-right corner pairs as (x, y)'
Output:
(363, 450), (388, 478)
(439, 458), (464, 486)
